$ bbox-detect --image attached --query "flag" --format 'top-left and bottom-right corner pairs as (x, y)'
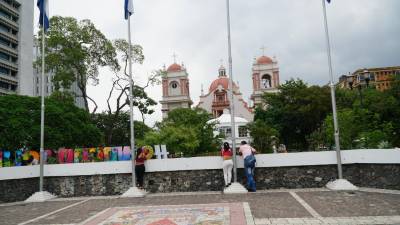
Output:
(37, 0), (49, 31)
(124, 0), (134, 20)
(327, 0), (331, 3)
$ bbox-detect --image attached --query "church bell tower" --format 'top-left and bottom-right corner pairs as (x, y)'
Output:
(251, 53), (280, 106)
(160, 56), (192, 119)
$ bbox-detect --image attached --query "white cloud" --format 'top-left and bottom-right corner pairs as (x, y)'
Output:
(34, 0), (400, 126)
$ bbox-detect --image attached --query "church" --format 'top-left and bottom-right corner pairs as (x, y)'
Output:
(160, 54), (280, 122)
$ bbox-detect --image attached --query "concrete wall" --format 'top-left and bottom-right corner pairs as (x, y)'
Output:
(0, 149), (399, 202)
(17, 0), (34, 96)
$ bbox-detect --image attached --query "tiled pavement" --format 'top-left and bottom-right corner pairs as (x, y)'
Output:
(0, 188), (399, 225)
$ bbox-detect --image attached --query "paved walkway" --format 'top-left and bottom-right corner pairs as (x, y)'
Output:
(0, 188), (399, 225)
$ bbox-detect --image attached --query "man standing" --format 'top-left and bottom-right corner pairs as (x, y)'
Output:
(239, 141), (257, 192)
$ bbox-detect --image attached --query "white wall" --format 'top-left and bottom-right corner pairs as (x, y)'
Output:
(1, 149), (399, 181)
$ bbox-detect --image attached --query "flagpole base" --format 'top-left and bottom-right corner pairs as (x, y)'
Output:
(223, 182), (248, 194)
(121, 187), (146, 198)
(25, 191), (57, 202)
(326, 179), (358, 191)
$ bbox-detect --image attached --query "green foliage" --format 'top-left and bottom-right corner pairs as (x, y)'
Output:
(255, 77), (400, 150)
(247, 120), (278, 153)
(36, 16), (119, 112)
(0, 95), (102, 151)
(255, 79), (331, 151)
(93, 111), (152, 146)
(141, 108), (220, 157)
(322, 87), (399, 149)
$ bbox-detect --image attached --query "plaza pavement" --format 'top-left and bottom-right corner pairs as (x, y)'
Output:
(0, 188), (400, 225)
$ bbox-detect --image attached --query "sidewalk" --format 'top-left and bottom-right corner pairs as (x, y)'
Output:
(0, 188), (399, 225)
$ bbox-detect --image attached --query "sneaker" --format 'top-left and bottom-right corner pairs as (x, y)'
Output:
(225, 185), (229, 188)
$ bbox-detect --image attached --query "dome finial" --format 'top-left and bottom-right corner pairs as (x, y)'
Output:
(218, 60), (226, 77)
(172, 52), (177, 63)
(260, 45), (266, 56)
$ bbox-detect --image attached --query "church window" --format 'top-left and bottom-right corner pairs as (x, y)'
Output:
(239, 126), (248, 137)
(219, 126), (232, 137)
(169, 81), (180, 96)
(261, 74), (272, 88)
(225, 127), (232, 137)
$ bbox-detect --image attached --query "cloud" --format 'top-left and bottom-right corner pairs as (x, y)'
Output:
(34, 0), (400, 126)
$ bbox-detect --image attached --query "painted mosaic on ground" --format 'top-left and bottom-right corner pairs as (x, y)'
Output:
(83, 203), (246, 225)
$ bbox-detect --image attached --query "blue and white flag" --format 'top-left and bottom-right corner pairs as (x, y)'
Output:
(124, 0), (134, 20)
(327, 0), (331, 3)
(37, 0), (49, 31)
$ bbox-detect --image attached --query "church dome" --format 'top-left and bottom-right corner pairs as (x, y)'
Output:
(209, 77), (238, 92)
(256, 55), (273, 64)
(167, 63), (182, 72)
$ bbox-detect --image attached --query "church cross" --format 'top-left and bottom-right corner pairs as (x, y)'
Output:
(172, 52), (177, 63)
(260, 45), (267, 56)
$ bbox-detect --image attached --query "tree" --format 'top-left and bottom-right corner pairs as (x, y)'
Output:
(140, 108), (220, 157)
(247, 120), (278, 153)
(37, 16), (120, 113)
(93, 112), (152, 146)
(98, 39), (159, 145)
(0, 95), (102, 151)
(163, 108), (221, 155)
(255, 79), (331, 151)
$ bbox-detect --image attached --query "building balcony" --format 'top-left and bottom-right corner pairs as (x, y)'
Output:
(0, 43), (17, 57)
(0, 2), (19, 17)
(0, 72), (17, 82)
(0, 87), (15, 95)
(0, 15), (18, 30)
(0, 29), (17, 42)
(212, 101), (230, 107)
(0, 58), (17, 70)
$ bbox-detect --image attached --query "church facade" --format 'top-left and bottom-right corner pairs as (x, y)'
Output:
(160, 54), (280, 121)
(196, 65), (254, 122)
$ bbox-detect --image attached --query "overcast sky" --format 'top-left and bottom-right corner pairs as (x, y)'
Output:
(33, 0), (400, 126)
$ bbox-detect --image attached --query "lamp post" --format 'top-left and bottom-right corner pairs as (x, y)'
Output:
(356, 69), (371, 108)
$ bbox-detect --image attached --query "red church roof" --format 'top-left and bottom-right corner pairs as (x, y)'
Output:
(256, 55), (273, 64)
(209, 77), (238, 92)
(167, 63), (182, 72)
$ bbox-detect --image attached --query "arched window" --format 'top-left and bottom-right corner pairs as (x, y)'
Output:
(214, 90), (226, 103)
(261, 74), (272, 88)
(169, 81), (180, 96)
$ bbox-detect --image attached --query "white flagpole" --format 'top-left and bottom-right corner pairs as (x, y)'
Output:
(122, 1), (144, 197)
(26, 0), (56, 202)
(321, 0), (342, 179)
(127, 15), (136, 189)
(322, 0), (357, 191)
(224, 0), (247, 193)
(225, 0), (237, 182)
(39, 6), (46, 193)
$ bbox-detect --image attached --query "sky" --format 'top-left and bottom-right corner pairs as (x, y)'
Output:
(33, 0), (400, 126)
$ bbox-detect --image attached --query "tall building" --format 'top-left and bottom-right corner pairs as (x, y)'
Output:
(160, 61), (193, 119)
(197, 64), (253, 122)
(250, 54), (280, 106)
(337, 66), (400, 91)
(33, 40), (85, 109)
(0, 0), (34, 96)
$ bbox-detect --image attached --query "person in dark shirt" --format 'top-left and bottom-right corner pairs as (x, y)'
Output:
(135, 147), (148, 189)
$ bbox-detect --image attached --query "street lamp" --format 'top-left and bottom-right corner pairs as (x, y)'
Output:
(357, 69), (371, 108)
